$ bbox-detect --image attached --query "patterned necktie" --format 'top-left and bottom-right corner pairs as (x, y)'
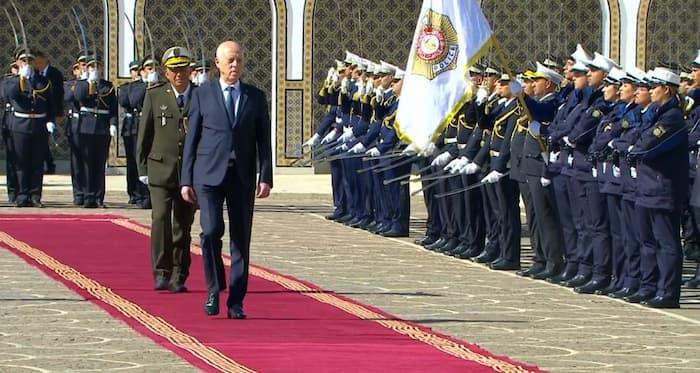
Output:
(226, 86), (236, 124)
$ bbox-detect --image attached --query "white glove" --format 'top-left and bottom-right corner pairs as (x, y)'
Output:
(356, 80), (365, 96)
(321, 129), (339, 144)
(340, 77), (349, 94)
(366, 79), (374, 92)
(19, 64), (33, 78)
(612, 165), (621, 178)
(607, 139), (616, 149)
(109, 124), (117, 137)
(365, 147), (380, 157)
(331, 70), (339, 84)
(563, 136), (575, 148)
(139, 176), (149, 184)
(540, 177), (552, 187)
(303, 133), (321, 148)
(476, 87), (489, 105)
(349, 142), (366, 154)
(326, 68), (335, 82)
(549, 151), (560, 163)
(431, 151), (453, 167)
(509, 81), (523, 96)
(423, 142), (436, 157)
(481, 170), (505, 184)
(87, 70), (99, 83)
(195, 72), (208, 85)
(461, 162), (480, 175)
(335, 143), (348, 152)
(339, 131), (355, 143)
(46, 122), (56, 134)
(401, 143), (418, 156)
(444, 156), (465, 173)
(374, 87), (384, 99)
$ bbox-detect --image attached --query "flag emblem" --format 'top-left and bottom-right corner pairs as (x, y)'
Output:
(412, 9), (459, 80)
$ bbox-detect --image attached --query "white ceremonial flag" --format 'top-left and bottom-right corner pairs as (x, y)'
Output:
(395, 0), (493, 149)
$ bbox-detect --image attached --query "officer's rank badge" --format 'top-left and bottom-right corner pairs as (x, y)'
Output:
(592, 110), (602, 118)
(653, 125), (666, 138)
(603, 123), (612, 132)
(412, 9), (459, 80)
(622, 120), (630, 129)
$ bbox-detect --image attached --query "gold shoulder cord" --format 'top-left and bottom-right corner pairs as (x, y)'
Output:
(32, 80), (51, 102)
(493, 108), (519, 139)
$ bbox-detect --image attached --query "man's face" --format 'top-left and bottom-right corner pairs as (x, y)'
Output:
(532, 78), (551, 97)
(693, 67), (700, 84)
(393, 79), (403, 95)
(11, 66), (18, 75)
(485, 76), (497, 90)
(587, 68), (606, 88)
(498, 81), (512, 98)
(34, 56), (48, 69)
(470, 73), (483, 86)
(165, 66), (191, 87)
(564, 59), (575, 80)
(130, 68), (140, 80)
(650, 85), (669, 104)
(78, 61), (87, 72)
(379, 74), (393, 88)
(215, 43), (245, 83)
(523, 80), (534, 96)
(619, 82), (636, 102)
(72, 67), (81, 78)
(573, 72), (588, 90)
(635, 87), (651, 106)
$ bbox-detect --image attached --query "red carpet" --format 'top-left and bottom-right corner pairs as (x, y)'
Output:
(0, 214), (543, 373)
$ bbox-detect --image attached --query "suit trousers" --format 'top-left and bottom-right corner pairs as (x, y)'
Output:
(621, 199), (642, 289)
(123, 135), (150, 203)
(459, 174), (485, 250)
(329, 158), (346, 216)
(80, 134), (109, 203)
(67, 128), (85, 202)
(519, 180), (543, 265)
(606, 193), (625, 290)
(419, 161), (441, 238)
(636, 205), (681, 301)
(553, 174), (578, 271)
(495, 177), (521, 263)
(525, 174), (564, 266)
(11, 130), (47, 203)
(2, 128), (18, 201)
(149, 184), (196, 284)
(196, 165), (256, 308)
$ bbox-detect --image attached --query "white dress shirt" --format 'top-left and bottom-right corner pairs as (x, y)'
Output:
(219, 78), (241, 115)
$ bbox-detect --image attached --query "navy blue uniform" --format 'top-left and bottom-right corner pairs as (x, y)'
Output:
(0, 75), (18, 202)
(64, 79), (86, 204)
(630, 96), (688, 305)
(73, 79), (118, 207)
(120, 80), (150, 206)
(3, 73), (55, 206)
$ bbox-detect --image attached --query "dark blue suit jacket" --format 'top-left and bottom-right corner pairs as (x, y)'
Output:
(181, 79), (272, 189)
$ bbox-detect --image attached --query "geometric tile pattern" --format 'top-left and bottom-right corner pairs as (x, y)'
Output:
(285, 90), (304, 158)
(638, 0), (700, 70)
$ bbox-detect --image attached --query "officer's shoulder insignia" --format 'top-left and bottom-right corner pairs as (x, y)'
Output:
(147, 82), (165, 90)
(653, 125), (666, 138)
(160, 105), (168, 111)
(592, 110), (602, 118)
(622, 119), (630, 129)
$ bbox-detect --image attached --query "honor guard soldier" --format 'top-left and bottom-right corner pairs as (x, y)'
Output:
(685, 50), (700, 287)
(64, 59), (86, 205)
(626, 68), (687, 308)
(33, 50), (64, 175)
(72, 56), (118, 208)
(3, 48), (55, 207)
(137, 47), (197, 293)
(519, 62), (566, 280)
(1, 62), (19, 203)
(120, 60), (151, 208)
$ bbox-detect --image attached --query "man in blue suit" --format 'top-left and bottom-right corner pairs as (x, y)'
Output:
(181, 40), (273, 320)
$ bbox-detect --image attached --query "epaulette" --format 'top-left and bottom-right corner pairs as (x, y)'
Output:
(147, 82), (166, 90)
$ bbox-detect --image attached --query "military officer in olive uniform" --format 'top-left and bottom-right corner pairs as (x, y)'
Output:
(137, 47), (197, 293)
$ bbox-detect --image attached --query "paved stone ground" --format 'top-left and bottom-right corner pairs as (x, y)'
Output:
(1, 186), (700, 372)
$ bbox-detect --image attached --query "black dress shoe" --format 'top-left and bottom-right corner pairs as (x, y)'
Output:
(381, 230), (408, 238)
(548, 267), (578, 284)
(31, 199), (44, 208)
(83, 200), (98, 208)
(325, 211), (345, 221)
(575, 278), (610, 294)
(516, 263), (546, 277)
(641, 296), (680, 309)
(352, 218), (371, 229)
(472, 251), (498, 264)
(458, 247), (483, 259)
(45, 166), (56, 175)
(15, 199), (32, 208)
(204, 293), (220, 316)
(415, 236), (438, 246)
(347, 217), (363, 227)
(563, 273), (591, 287)
(444, 244), (466, 256)
(154, 276), (169, 290)
(127, 197), (137, 205)
(623, 291), (654, 304)
(426, 238), (447, 251)
(684, 266), (700, 288)
(169, 283), (188, 293)
(73, 198), (84, 206)
(138, 199), (152, 209)
(370, 223), (387, 234)
(490, 260), (521, 271)
(595, 281), (619, 296)
(227, 305), (246, 319)
(438, 239), (458, 253)
(337, 214), (355, 224)
(608, 287), (638, 299)
(531, 263), (563, 280)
